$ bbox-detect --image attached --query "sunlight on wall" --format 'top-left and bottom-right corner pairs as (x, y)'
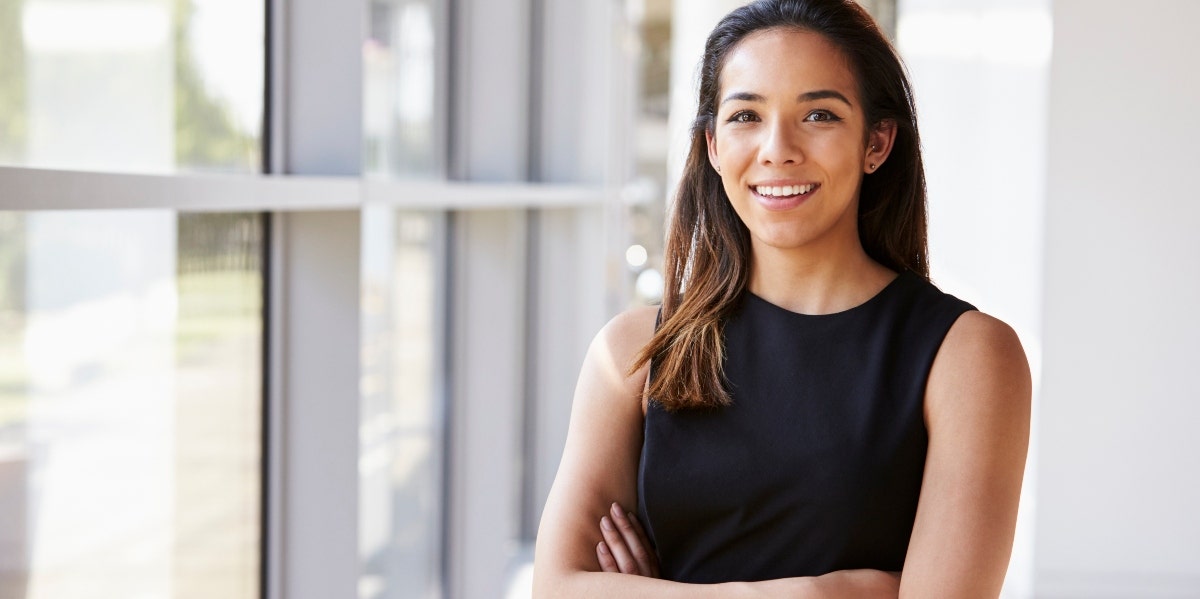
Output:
(898, 8), (1051, 67)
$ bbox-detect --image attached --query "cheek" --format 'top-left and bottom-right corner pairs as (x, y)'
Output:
(722, 178), (746, 209)
(815, 136), (864, 171)
(716, 133), (757, 165)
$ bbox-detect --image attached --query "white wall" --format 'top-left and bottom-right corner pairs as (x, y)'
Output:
(1037, 1), (1200, 596)
(902, 0), (1200, 596)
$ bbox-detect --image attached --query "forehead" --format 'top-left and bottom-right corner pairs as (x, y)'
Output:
(719, 28), (858, 102)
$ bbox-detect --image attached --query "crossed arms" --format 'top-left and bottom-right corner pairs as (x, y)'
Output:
(532, 305), (1031, 598)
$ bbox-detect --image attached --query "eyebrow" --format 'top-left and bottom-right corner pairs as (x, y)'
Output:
(720, 89), (853, 108)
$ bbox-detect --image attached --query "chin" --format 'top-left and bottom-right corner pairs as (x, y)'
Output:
(754, 230), (818, 251)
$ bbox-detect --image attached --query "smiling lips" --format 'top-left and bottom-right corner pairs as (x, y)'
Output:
(754, 183), (817, 197)
(750, 183), (820, 210)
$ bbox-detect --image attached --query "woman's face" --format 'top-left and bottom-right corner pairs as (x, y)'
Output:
(707, 27), (892, 256)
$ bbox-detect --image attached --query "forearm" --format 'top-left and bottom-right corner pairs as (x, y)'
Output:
(808, 569), (900, 598)
(533, 571), (781, 599)
(534, 569), (898, 599)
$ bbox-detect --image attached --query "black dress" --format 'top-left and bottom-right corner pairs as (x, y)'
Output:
(636, 271), (976, 583)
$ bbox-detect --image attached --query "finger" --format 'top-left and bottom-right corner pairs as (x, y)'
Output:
(599, 516), (639, 574)
(596, 541), (619, 573)
(623, 509), (660, 578)
(611, 504), (656, 577)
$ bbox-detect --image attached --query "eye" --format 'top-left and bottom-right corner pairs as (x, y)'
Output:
(805, 110), (842, 123)
(727, 110), (759, 124)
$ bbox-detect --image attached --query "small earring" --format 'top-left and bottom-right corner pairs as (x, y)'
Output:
(869, 163), (877, 170)
(716, 165), (721, 173)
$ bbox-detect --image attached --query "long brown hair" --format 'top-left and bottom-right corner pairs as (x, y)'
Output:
(632, 0), (929, 411)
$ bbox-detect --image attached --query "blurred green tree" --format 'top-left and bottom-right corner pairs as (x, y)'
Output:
(172, 0), (260, 171)
(0, 0), (27, 163)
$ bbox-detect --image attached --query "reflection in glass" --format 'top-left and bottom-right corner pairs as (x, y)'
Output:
(0, 0), (263, 173)
(364, 0), (441, 177)
(0, 211), (262, 599)
(360, 208), (444, 599)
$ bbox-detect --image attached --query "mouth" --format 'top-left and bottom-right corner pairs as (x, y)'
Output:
(752, 183), (819, 198)
(750, 183), (820, 208)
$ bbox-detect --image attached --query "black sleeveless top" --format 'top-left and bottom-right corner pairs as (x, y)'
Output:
(636, 271), (975, 583)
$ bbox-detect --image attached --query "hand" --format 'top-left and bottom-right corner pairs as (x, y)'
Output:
(595, 502), (660, 578)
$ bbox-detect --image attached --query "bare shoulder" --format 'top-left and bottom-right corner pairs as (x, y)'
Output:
(588, 305), (659, 381)
(938, 311), (1028, 380)
(594, 305), (659, 357)
(926, 310), (1032, 424)
(945, 310), (1023, 352)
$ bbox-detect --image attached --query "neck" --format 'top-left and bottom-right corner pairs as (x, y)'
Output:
(747, 230), (896, 315)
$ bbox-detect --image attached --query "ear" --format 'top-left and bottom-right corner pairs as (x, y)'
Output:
(864, 119), (898, 174)
(706, 128), (720, 174)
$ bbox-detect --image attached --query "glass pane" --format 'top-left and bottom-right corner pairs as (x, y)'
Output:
(622, 0), (672, 308)
(0, 210), (262, 599)
(0, 0), (263, 174)
(364, 0), (442, 178)
(360, 208), (444, 599)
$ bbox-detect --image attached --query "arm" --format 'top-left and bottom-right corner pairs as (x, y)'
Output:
(899, 312), (1033, 598)
(595, 501), (901, 598)
(531, 306), (761, 598)
(531, 308), (900, 599)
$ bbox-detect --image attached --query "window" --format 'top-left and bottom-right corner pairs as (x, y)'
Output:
(2, 0), (623, 597)
(0, 210), (263, 599)
(360, 209), (446, 599)
(364, 0), (444, 179)
(0, 1), (266, 596)
(0, 0), (263, 174)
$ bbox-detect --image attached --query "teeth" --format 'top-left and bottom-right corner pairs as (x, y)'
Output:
(755, 184), (815, 197)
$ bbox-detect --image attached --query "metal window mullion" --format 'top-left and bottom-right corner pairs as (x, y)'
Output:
(262, 0), (288, 597)
(273, 0), (364, 597)
(0, 166), (608, 212)
(0, 167), (360, 211)
(262, 209), (287, 599)
(518, 0), (547, 546)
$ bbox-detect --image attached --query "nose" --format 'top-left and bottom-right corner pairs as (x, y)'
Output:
(759, 119), (804, 166)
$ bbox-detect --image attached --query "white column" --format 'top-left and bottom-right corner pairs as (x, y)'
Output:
(451, 0), (530, 181)
(279, 210), (362, 599)
(1038, 1), (1200, 596)
(446, 2), (531, 597)
(270, 0), (364, 596)
(286, 0), (363, 175)
(447, 209), (528, 599)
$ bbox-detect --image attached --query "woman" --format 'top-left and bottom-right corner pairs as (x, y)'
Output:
(533, 0), (1030, 597)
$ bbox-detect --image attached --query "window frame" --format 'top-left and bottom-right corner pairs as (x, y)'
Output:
(0, 0), (622, 597)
